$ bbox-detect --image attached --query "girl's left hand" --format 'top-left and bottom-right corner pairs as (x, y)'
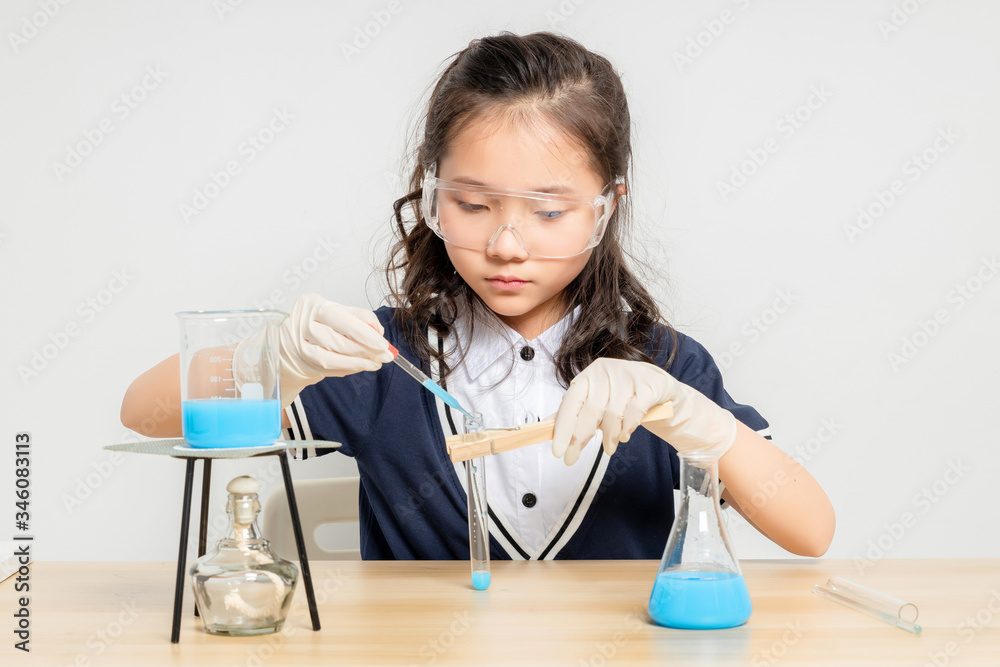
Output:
(551, 358), (738, 465)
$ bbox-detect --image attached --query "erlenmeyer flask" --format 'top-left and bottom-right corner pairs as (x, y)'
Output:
(648, 450), (752, 629)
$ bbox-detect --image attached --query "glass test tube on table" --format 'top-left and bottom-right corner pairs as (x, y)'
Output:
(374, 327), (490, 589)
(463, 414), (490, 590)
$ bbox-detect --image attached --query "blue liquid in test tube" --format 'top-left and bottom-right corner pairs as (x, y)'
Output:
(467, 456), (490, 590)
(471, 570), (491, 591)
(463, 413), (490, 591)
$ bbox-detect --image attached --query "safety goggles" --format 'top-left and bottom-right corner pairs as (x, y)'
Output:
(420, 163), (617, 259)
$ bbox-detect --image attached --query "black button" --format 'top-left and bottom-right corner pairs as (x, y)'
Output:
(521, 493), (537, 508)
(519, 346), (535, 361)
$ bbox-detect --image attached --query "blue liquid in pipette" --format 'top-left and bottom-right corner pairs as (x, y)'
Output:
(421, 378), (477, 423)
(471, 571), (491, 591)
(182, 399), (281, 448)
(648, 571), (752, 629)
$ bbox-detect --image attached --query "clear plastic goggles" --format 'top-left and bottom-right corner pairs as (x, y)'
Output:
(421, 163), (616, 259)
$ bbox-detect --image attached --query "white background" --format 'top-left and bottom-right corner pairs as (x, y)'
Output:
(2, 0), (997, 564)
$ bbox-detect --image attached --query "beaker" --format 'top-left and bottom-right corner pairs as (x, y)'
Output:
(177, 310), (287, 448)
(648, 450), (752, 629)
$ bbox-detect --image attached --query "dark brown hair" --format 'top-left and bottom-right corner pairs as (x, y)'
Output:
(385, 31), (675, 386)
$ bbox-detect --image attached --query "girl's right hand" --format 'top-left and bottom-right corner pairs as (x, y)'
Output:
(551, 358), (738, 465)
(277, 294), (394, 406)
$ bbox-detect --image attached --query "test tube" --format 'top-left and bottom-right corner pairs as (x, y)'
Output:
(813, 576), (921, 634)
(464, 414), (490, 590)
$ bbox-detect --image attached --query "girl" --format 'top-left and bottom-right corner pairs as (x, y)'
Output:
(121, 31), (834, 561)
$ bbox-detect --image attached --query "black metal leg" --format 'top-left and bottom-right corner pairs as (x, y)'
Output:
(194, 459), (212, 618)
(198, 459), (211, 556)
(278, 451), (321, 631)
(172, 458), (197, 643)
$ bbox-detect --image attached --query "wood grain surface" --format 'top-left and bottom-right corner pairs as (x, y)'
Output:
(3, 558), (998, 666)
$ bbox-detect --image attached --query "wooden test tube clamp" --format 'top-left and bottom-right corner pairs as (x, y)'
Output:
(447, 401), (674, 462)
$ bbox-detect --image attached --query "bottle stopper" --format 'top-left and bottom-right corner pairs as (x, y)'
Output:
(227, 475), (260, 496)
(228, 476), (260, 526)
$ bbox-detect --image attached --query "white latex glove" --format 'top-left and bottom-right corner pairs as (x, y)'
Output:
(239, 294), (394, 407)
(551, 358), (738, 466)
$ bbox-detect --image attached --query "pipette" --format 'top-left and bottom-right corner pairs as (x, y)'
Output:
(385, 342), (478, 424)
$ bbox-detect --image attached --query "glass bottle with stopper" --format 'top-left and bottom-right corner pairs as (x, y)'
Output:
(190, 475), (299, 635)
(648, 450), (752, 629)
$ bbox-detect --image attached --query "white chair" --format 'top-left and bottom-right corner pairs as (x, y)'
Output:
(261, 477), (362, 561)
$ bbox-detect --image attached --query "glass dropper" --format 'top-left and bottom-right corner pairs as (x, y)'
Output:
(386, 342), (477, 423)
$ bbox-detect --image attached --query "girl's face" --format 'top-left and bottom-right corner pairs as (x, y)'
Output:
(438, 116), (609, 339)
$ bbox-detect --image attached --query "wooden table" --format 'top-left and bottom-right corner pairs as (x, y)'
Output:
(3, 559), (998, 666)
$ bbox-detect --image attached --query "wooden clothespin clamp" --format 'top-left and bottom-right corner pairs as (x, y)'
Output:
(446, 402), (674, 463)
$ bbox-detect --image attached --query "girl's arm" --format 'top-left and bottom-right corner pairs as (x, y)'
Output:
(120, 354), (184, 437)
(719, 421), (835, 557)
(551, 358), (836, 557)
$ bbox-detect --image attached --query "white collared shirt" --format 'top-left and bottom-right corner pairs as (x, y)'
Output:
(443, 305), (602, 553)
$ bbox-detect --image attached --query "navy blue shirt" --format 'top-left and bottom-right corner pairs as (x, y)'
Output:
(284, 306), (768, 560)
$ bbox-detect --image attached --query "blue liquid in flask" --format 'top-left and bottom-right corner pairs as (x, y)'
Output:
(648, 571), (752, 629)
(182, 399), (281, 448)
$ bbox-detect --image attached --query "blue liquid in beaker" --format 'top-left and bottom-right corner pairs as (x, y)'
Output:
(648, 571), (752, 629)
(471, 571), (491, 591)
(182, 399), (281, 448)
